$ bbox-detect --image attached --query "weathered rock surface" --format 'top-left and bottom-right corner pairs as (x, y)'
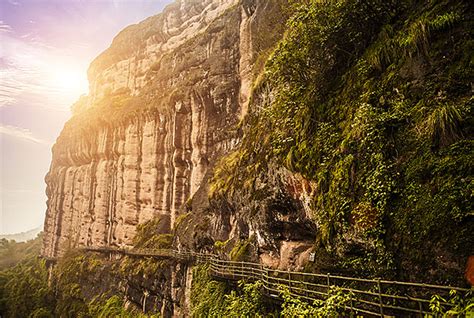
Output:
(41, 1), (294, 315)
(43, 0), (239, 258)
(42, 0), (286, 259)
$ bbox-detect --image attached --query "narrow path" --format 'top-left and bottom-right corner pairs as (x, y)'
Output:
(48, 246), (471, 317)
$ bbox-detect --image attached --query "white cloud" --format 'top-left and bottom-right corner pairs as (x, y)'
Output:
(0, 124), (49, 145)
(0, 21), (12, 33)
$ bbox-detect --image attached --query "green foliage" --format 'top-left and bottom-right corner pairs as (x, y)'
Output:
(393, 140), (473, 264)
(209, 0), (473, 281)
(0, 233), (43, 270)
(230, 238), (253, 262)
(53, 252), (103, 317)
(89, 296), (130, 317)
(428, 290), (474, 317)
(280, 285), (354, 317)
(0, 257), (54, 318)
(51, 249), (165, 317)
(0, 235), (55, 317)
(189, 268), (361, 318)
(214, 239), (231, 252)
(29, 307), (54, 318)
(209, 148), (262, 199)
(0, 244), (166, 317)
(133, 217), (172, 249)
(119, 256), (166, 278)
(223, 281), (266, 317)
(418, 102), (465, 148)
(190, 267), (271, 318)
(174, 212), (191, 230)
(190, 265), (228, 317)
(51, 251), (165, 317)
(88, 295), (160, 318)
(366, 9), (461, 70)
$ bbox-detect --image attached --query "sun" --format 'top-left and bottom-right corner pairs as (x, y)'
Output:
(48, 65), (89, 101)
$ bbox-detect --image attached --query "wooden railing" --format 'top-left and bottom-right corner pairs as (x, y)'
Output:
(75, 247), (472, 317)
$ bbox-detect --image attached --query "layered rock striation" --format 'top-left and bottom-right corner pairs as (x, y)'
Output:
(42, 0), (285, 258)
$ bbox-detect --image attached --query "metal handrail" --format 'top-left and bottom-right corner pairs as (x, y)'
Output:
(74, 246), (472, 317)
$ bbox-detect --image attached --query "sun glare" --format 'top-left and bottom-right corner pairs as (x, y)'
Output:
(48, 65), (89, 100)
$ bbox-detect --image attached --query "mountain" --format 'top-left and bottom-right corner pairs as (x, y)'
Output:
(0, 233), (43, 270)
(38, 0), (473, 316)
(0, 227), (42, 242)
(42, 0), (287, 260)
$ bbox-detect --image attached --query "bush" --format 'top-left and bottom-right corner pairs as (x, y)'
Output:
(280, 285), (354, 318)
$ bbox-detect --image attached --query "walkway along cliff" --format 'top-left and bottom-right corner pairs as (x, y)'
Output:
(70, 246), (472, 317)
(41, 0), (473, 316)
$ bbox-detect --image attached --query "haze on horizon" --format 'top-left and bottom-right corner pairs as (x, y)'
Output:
(0, 0), (173, 234)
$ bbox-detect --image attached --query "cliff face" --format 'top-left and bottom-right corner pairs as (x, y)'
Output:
(192, 0), (474, 286)
(42, 0), (285, 258)
(35, 0), (473, 315)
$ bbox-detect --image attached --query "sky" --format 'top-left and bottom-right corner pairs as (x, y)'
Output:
(0, 0), (173, 234)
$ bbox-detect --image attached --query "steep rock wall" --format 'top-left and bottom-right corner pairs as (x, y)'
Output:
(42, 0), (285, 258)
(183, 0), (474, 287)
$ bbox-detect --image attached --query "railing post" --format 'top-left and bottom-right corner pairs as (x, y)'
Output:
(209, 257), (213, 276)
(288, 269), (292, 293)
(418, 301), (423, 317)
(304, 280), (308, 299)
(267, 268), (270, 288)
(377, 278), (384, 317)
(350, 293), (354, 315)
(326, 273), (331, 298)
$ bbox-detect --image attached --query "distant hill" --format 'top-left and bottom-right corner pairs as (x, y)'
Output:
(0, 232), (43, 270)
(0, 227), (42, 242)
